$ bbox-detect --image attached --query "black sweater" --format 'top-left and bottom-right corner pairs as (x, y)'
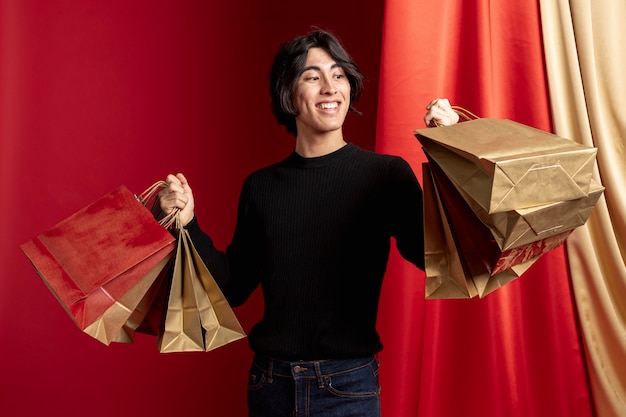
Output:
(186, 143), (424, 360)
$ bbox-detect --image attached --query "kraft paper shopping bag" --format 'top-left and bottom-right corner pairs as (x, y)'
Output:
(428, 158), (568, 277)
(157, 227), (245, 353)
(425, 163), (540, 298)
(422, 164), (478, 299)
(453, 177), (604, 251)
(415, 118), (598, 213)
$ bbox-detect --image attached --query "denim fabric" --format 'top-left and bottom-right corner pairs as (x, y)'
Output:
(247, 355), (381, 417)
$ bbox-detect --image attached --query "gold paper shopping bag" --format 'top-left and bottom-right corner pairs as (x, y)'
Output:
(453, 178), (604, 251)
(470, 257), (537, 298)
(157, 227), (245, 353)
(424, 163), (538, 298)
(182, 229), (246, 351)
(423, 164), (478, 299)
(133, 264), (172, 336)
(83, 253), (173, 345)
(429, 158), (562, 278)
(415, 118), (598, 213)
(428, 160), (545, 297)
(158, 229), (205, 352)
(106, 254), (174, 344)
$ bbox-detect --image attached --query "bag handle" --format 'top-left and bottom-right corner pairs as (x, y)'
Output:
(159, 210), (180, 230)
(137, 181), (167, 206)
(430, 105), (480, 127)
(451, 105), (480, 121)
(136, 181), (180, 229)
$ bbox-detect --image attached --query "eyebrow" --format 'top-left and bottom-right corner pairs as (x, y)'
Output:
(302, 63), (342, 72)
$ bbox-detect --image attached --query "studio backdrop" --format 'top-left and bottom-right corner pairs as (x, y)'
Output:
(2, 1), (624, 417)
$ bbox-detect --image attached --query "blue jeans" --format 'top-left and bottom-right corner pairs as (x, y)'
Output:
(247, 354), (381, 417)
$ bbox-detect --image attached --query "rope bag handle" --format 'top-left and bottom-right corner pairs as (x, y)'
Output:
(429, 105), (481, 127)
(136, 181), (180, 229)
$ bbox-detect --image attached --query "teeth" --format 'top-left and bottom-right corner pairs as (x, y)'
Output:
(319, 102), (338, 109)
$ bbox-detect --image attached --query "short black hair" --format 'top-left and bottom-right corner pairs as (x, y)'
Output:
(269, 30), (365, 136)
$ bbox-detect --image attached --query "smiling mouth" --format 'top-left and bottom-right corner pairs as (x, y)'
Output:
(318, 102), (338, 110)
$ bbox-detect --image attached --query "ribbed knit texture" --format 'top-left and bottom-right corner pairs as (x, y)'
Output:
(187, 143), (424, 360)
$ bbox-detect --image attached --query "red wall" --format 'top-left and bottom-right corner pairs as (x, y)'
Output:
(0, 2), (384, 416)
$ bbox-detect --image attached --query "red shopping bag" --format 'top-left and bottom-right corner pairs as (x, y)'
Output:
(21, 183), (176, 344)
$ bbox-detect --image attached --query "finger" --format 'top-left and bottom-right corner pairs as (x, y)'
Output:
(429, 106), (448, 120)
(167, 193), (188, 210)
(176, 173), (189, 186)
(158, 179), (174, 199)
(425, 106), (456, 127)
(165, 173), (181, 186)
(437, 98), (452, 109)
(450, 110), (460, 124)
(176, 173), (193, 194)
(424, 105), (445, 123)
(167, 182), (186, 196)
(162, 175), (183, 194)
(159, 196), (178, 214)
(425, 98), (439, 110)
(435, 104), (460, 124)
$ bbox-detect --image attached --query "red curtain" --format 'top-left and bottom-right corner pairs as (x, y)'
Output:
(1, 1), (597, 416)
(376, 1), (595, 416)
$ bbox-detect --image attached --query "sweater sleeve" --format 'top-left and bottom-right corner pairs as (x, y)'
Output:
(184, 178), (263, 307)
(387, 157), (425, 270)
(184, 216), (230, 294)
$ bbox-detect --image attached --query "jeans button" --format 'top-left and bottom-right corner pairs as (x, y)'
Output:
(293, 365), (303, 373)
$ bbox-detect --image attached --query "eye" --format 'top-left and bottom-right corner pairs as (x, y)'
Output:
(301, 70), (320, 82)
(332, 67), (347, 80)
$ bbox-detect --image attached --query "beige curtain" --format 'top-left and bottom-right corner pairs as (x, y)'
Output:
(539, 1), (626, 416)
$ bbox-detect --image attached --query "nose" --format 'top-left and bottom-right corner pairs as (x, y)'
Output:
(320, 75), (337, 95)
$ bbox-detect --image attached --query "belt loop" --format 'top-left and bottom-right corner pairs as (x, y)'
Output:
(314, 362), (324, 389)
(267, 359), (274, 384)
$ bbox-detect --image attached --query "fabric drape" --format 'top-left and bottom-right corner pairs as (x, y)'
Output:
(539, 1), (626, 416)
(375, 1), (595, 416)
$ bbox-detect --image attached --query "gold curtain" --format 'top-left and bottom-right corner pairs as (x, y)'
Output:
(539, 1), (626, 416)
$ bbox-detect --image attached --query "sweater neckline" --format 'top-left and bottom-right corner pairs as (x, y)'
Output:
(285, 143), (356, 169)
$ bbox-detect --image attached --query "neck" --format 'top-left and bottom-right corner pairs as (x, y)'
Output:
(295, 130), (346, 158)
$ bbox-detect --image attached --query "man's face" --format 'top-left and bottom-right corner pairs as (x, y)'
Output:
(293, 47), (351, 137)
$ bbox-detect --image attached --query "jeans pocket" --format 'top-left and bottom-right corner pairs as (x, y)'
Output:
(247, 365), (267, 391)
(324, 361), (381, 398)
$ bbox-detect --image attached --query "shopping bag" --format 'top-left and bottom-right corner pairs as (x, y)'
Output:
(424, 163), (538, 298)
(415, 118), (598, 213)
(157, 228), (204, 352)
(84, 253), (173, 344)
(428, 158), (569, 277)
(96, 184), (180, 345)
(468, 256), (537, 298)
(423, 164), (477, 299)
(21, 183), (177, 344)
(108, 255), (174, 343)
(133, 267), (171, 337)
(451, 176), (604, 251)
(157, 226), (246, 353)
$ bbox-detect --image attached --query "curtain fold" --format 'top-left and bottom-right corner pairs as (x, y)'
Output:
(539, 1), (626, 416)
(376, 1), (595, 416)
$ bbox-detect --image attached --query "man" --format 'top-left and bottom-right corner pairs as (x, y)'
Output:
(159, 29), (457, 417)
